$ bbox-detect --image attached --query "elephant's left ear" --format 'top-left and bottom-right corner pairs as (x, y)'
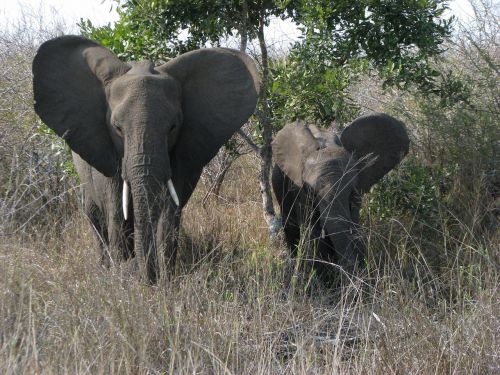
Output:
(157, 48), (260, 181)
(340, 113), (410, 194)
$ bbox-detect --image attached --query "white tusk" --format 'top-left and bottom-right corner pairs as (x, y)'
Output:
(122, 181), (129, 221)
(167, 179), (179, 206)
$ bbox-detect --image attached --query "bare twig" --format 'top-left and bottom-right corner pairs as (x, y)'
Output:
(237, 129), (260, 154)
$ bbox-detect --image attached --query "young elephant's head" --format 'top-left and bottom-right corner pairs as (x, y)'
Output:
(33, 36), (260, 281)
(272, 113), (409, 271)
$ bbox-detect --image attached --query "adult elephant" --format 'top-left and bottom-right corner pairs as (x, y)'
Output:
(32, 36), (260, 283)
(272, 113), (409, 276)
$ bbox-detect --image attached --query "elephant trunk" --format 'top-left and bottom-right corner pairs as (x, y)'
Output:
(320, 211), (363, 273)
(317, 187), (364, 274)
(127, 155), (178, 283)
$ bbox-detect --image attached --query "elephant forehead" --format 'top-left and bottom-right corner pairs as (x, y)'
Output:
(127, 60), (155, 75)
(108, 73), (181, 105)
(305, 146), (350, 166)
(303, 146), (356, 186)
(308, 124), (339, 148)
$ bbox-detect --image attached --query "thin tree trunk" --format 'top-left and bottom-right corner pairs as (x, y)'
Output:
(202, 0), (250, 205)
(256, 12), (278, 234)
(239, 0), (248, 52)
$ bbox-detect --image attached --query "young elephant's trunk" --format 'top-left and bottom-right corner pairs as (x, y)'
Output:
(315, 160), (364, 274)
(319, 208), (364, 273)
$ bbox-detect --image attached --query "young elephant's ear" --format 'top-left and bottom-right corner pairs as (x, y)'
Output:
(340, 113), (410, 194)
(272, 121), (320, 186)
(32, 35), (129, 177)
(157, 48), (260, 197)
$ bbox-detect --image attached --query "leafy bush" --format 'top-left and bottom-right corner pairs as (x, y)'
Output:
(366, 156), (453, 223)
(269, 44), (365, 127)
(361, 1), (498, 277)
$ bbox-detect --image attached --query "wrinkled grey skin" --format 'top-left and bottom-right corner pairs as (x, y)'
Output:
(32, 36), (260, 282)
(272, 113), (409, 275)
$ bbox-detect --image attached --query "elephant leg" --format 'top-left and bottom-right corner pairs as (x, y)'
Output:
(84, 200), (110, 266)
(272, 166), (301, 254)
(280, 193), (301, 255)
(91, 174), (132, 263)
(279, 213), (302, 258)
(107, 212), (134, 262)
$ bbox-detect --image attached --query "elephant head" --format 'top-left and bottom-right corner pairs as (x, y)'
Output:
(33, 36), (260, 281)
(272, 113), (409, 273)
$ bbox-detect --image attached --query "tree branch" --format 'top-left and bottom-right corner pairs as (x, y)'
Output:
(256, 8), (276, 230)
(237, 129), (260, 154)
(239, 0), (248, 52)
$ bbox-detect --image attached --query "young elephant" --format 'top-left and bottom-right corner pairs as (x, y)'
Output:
(272, 113), (409, 275)
(33, 36), (260, 283)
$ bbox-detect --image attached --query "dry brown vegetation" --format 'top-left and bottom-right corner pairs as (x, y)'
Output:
(1, 154), (498, 374)
(2, 146), (498, 374)
(1, 3), (499, 374)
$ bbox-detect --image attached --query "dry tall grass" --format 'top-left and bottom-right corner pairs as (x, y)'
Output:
(1, 154), (498, 374)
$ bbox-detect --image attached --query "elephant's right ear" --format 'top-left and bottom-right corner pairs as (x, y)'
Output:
(340, 113), (410, 194)
(272, 121), (320, 186)
(32, 35), (129, 177)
